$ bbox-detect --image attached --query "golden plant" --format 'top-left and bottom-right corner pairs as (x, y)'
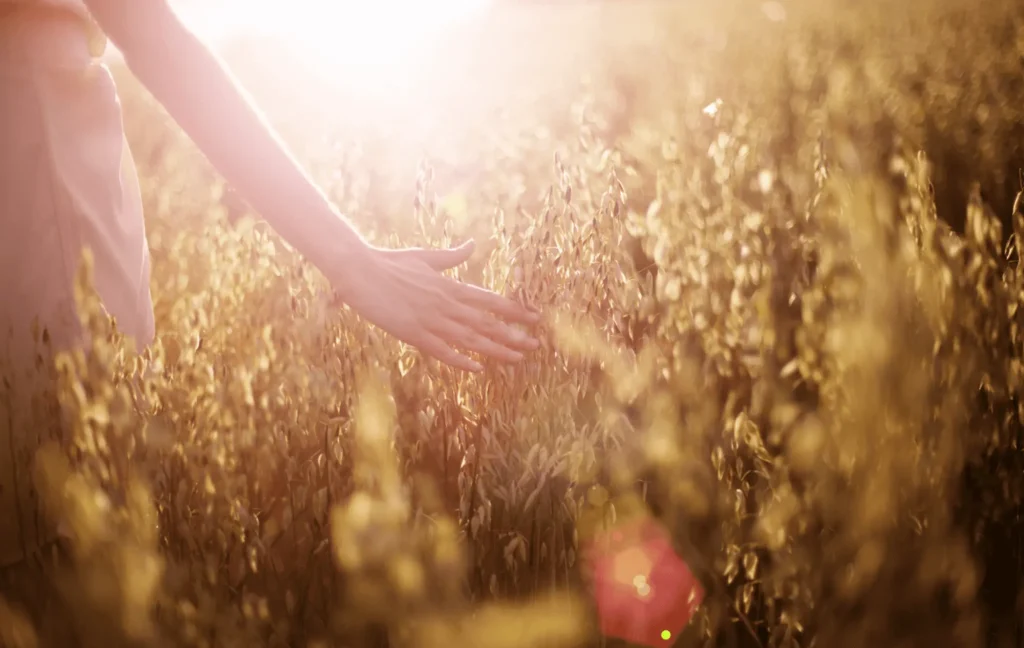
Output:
(2, 0), (1024, 647)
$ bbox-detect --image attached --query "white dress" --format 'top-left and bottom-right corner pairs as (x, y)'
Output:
(0, 1), (155, 567)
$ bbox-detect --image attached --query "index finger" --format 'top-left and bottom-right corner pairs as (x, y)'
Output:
(448, 279), (541, 325)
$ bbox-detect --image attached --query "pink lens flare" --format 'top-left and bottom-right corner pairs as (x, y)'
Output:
(582, 514), (704, 647)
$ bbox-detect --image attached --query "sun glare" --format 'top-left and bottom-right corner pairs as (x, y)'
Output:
(231, 0), (490, 87)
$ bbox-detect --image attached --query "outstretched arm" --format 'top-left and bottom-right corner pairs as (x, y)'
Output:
(84, 0), (540, 371)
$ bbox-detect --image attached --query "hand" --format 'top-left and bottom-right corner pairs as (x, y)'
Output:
(331, 239), (541, 372)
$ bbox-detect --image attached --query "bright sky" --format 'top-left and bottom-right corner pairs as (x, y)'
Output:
(157, 0), (493, 92)
(172, 0), (490, 61)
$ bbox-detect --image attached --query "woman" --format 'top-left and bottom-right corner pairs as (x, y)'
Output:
(0, 0), (539, 582)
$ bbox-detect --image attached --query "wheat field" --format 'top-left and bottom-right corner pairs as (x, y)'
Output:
(3, 0), (1024, 647)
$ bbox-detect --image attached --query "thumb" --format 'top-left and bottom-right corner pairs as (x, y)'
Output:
(417, 239), (476, 271)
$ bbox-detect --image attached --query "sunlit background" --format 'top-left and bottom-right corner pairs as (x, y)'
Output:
(110, 0), (658, 239)
(13, 0), (1024, 646)
(166, 0), (493, 90)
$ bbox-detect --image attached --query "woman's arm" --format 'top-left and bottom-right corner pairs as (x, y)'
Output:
(83, 0), (540, 371)
(86, 0), (363, 271)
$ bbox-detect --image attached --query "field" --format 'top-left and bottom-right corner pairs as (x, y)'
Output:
(3, 0), (1024, 646)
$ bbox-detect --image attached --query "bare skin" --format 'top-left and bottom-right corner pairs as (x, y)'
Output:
(82, 0), (540, 372)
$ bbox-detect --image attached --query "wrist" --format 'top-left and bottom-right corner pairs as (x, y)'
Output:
(303, 208), (374, 287)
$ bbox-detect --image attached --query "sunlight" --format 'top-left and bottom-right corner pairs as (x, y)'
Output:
(230, 0), (491, 88)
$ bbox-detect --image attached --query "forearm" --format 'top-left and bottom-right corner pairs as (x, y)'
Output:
(112, 6), (368, 269)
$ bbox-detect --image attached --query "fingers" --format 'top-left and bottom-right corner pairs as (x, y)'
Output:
(390, 244), (539, 324)
(448, 280), (541, 325)
(444, 302), (540, 352)
(430, 317), (527, 363)
(409, 240), (476, 271)
(416, 331), (484, 373)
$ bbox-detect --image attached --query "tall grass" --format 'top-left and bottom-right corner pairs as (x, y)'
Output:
(3, 0), (1024, 646)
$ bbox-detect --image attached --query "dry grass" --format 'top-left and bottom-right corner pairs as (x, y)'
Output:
(3, 0), (1024, 646)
